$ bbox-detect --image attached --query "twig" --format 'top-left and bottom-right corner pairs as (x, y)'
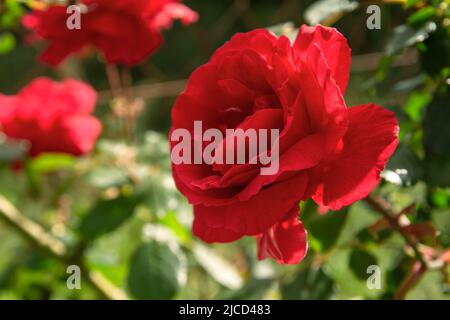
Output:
(364, 195), (427, 266)
(364, 195), (428, 299)
(0, 194), (129, 300)
(395, 261), (427, 300)
(0, 195), (67, 257)
(98, 79), (187, 104)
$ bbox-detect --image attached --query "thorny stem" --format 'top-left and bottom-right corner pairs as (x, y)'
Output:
(395, 261), (427, 300)
(364, 195), (428, 299)
(364, 195), (427, 265)
(0, 194), (128, 300)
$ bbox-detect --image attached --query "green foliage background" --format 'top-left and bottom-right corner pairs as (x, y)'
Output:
(0, 0), (449, 300)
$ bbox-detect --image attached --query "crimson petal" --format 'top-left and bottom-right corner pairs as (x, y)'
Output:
(310, 104), (399, 210)
(257, 207), (308, 265)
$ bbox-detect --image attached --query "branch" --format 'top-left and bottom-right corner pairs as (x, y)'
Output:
(98, 79), (187, 104)
(364, 195), (427, 266)
(96, 49), (419, 105)
(364, 195), (428, 300)
(395, 261), (427, 300)
(0, 194), (129, 300)
(0, 195), (67, 257)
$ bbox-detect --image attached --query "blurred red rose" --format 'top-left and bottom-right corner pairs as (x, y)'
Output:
(0, 77), (101, 157)
(170, 25), (399, 265)
(23, 0), (198, 66)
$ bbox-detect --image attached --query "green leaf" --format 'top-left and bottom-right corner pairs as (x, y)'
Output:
(349, 248), (378, 280)
(127, 242), (181, 300)
(407, 7), (436, 27)
(305, 0), (358, 25)
(383, 144), (424, 187)
(28, 153), (75, 174)
(281, 266), (334, 300)
(1, 0), (25, 29)
(430, 189), (449, 208)
(159, 211), (191, 245)
(385, 22), (436, 56)
(406, 0), (421, 8)
(79, 195), (138, 240)
(302, 201), (348, 252)
(404, 91), (431, 122)
(0, 33), (16, 55)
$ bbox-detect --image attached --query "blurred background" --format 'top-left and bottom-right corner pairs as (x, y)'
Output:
(0, 0), (449, 300)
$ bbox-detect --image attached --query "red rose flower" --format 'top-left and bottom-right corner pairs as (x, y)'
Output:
(23, 0), (198, 66)
(170, 25), (399, 265)
(0, 77), (102, 157)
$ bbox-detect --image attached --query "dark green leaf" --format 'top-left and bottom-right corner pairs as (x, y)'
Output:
(79, 195), (138, 240)
(349, 248), (378, 280)
(127, 242), (180, 300)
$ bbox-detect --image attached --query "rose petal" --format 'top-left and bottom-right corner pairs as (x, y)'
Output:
(60, 115), (102, 155)
(211, 29), (278, 63)
(257, 207), (308, 265)
(310, 103), (399, 210)
(193, 172), (308, 242)
(294, 24), (351, 95)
